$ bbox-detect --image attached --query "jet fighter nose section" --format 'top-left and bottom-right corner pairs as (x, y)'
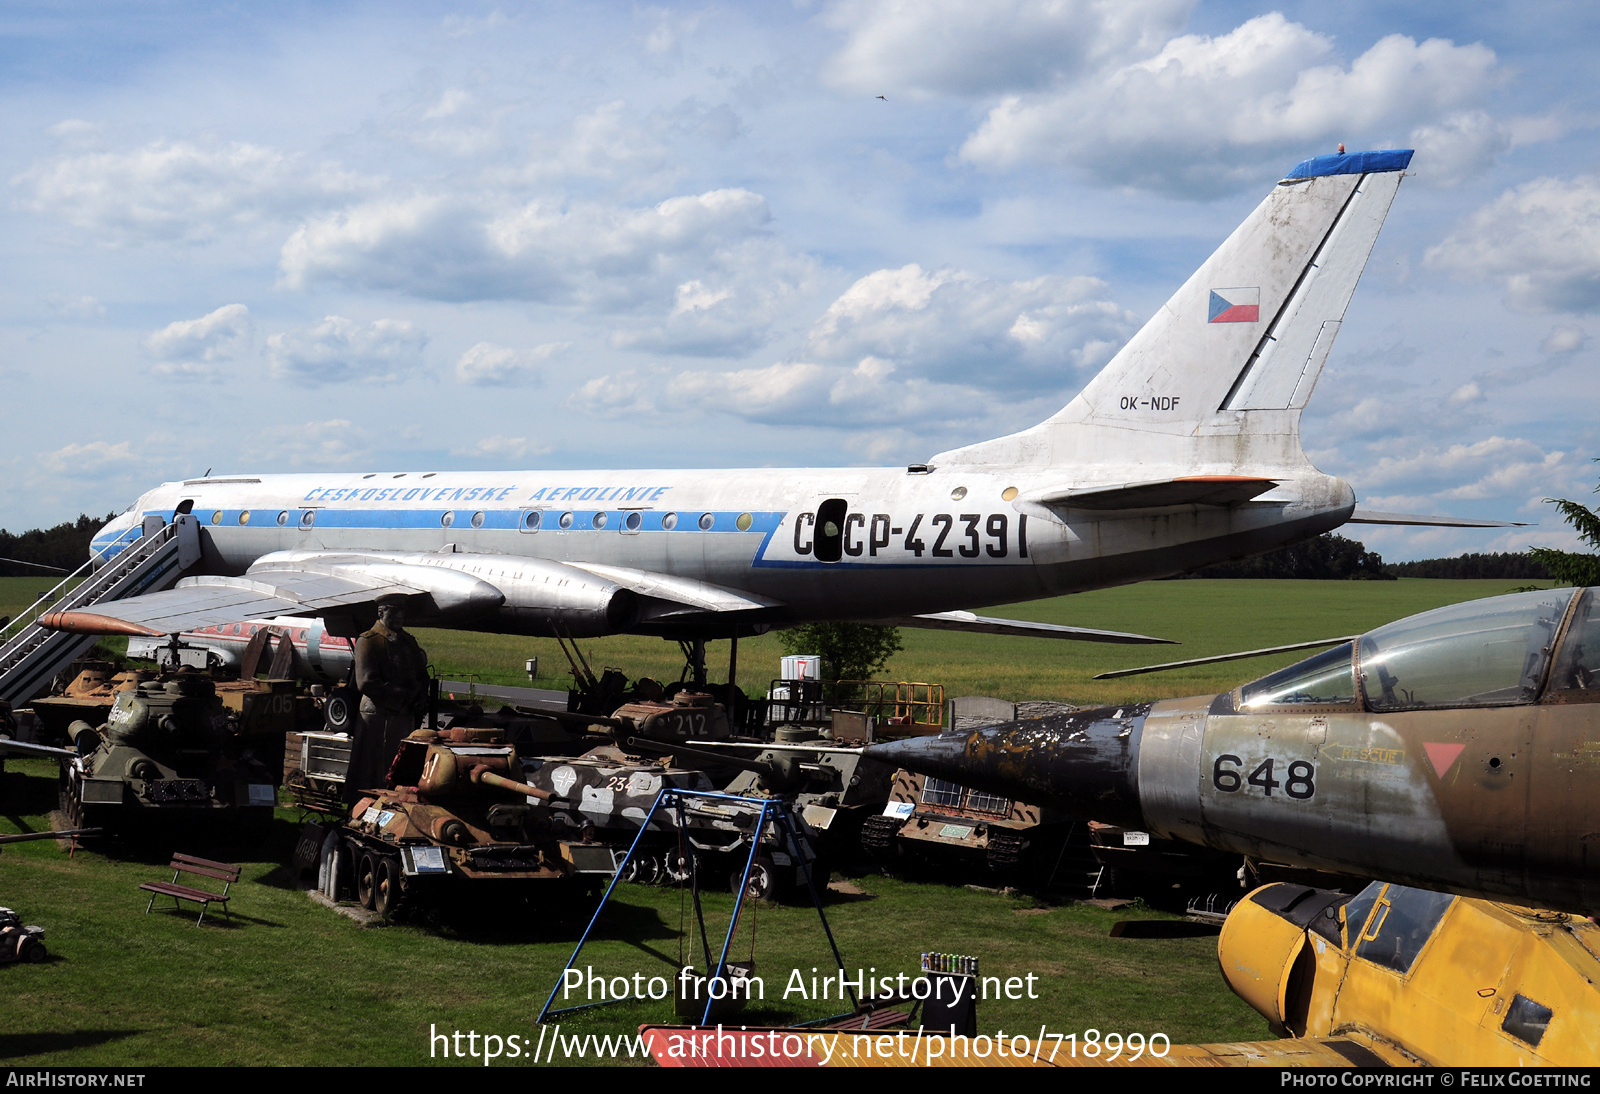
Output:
(865, 704), (1153, 830)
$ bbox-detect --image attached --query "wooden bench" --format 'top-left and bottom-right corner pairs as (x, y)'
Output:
(140, 854), (240, 926)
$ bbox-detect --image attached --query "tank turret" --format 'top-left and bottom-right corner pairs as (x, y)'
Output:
(59, 673), (279, 829)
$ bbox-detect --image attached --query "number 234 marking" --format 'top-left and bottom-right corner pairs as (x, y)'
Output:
(1211, 755), (1316, 800)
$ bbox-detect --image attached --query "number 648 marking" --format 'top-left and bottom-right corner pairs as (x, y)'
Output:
(1212, 755), (1316, 800)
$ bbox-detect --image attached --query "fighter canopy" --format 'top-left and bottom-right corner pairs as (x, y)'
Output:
(1239, 587), (1590, 713)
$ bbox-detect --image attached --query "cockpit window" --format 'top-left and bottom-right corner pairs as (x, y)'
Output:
(1547, 588), (1600, 697)
(1357, 589), (1575, 712)
(1353, 884), (1455, 975)
(1240, 643), (1356, 709)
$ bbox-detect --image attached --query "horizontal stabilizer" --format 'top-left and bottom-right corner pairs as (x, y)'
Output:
(1094, 636), (1357, 679)
(1036, 476), (1278, 511)
(882, 610), (1174, 645)
(1348, 509), (1527, 528)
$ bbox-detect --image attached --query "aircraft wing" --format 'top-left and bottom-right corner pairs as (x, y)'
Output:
(1030, 476), (1279, 511)
(562, 562), (785, 615)
(881, 610), (1174, 645)
(41, 554), (505, 636)
(1348, 509), (1527, 528)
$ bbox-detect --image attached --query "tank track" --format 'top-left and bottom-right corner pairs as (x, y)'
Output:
(859, 814), (903, 860)
(985, 828), (1029, 875)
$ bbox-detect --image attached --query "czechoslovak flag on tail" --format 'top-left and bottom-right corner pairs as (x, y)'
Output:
(1208, 287), (1260, 323)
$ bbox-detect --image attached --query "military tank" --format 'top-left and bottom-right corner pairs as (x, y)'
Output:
(58, 673), (282, 831)
(28, 661), (155, 746)
(332, 725), (621, 915)
(714, 724), (894, 872)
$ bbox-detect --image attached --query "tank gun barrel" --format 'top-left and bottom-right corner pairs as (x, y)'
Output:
(468, 764), (559, 801)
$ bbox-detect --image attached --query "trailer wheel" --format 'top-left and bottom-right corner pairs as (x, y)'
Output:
(357, 852), (380, 910)
(373, 855), (400, 917)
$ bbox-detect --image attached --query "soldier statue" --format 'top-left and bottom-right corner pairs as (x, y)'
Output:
(345, 596), (429, 801)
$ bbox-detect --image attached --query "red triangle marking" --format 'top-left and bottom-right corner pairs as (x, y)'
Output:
(1423, 742), (1466, 779)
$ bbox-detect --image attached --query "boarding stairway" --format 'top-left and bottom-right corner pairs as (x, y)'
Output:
(0, 514), (200, 707)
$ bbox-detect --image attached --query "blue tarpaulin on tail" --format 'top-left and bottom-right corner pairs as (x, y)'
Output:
(1285, 149), (1413, 180)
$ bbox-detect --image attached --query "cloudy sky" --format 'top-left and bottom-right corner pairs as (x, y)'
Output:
(2, 0), (1597, 560)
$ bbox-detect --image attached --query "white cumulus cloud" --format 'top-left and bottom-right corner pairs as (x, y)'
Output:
(1426, 177), (1600, 313)
(145, 304), (252, 381)
(821, 0), (1193, 97)
(804, 264), (1136, 392)
(14, 140), (371, 244)
(266, 316), (428, 385)
(453, 341), (565, 385)
(954, 14), (1501, 195)
(280, 188), (773, 305)
(1542, 326), (1587, 355)
(449, 435), (553, 460)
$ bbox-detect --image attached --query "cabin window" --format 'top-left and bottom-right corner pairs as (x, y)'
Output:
(522, 510), (542, 532)
(814, 498), (848, 562)
(276, 511), (289, 526)
(592, 512), (607, 529)
(698, 512), (715, 531)
(662, 512), (678, 530)
(470, 511), (485, 528)
(1502, 995), (1553, 1048)
(921, 777), (1010, 816)
(300, 510), (316, 529)
(441, 511), (455, 528)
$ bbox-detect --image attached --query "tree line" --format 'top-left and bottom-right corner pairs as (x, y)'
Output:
(0, 513), (116, 577)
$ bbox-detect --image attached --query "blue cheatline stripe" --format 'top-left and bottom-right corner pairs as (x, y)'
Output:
(1285, 149), (1413, 180)
(139, 508), (786, 535)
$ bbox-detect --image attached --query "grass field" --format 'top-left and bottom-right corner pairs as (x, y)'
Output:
(0, 576), (1549, 1067)
(411, 576), (1547, 707)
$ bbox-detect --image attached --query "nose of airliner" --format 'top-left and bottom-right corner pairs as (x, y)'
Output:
(88, 508), (144, 568)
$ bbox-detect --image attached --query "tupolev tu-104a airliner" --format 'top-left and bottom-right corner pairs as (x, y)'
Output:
(49, 150), (1479, 647)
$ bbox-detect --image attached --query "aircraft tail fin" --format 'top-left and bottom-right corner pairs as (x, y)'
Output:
(935, 150), (1411, 469)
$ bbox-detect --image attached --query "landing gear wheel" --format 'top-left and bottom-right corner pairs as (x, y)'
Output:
(372, 856), (400, 917)
(357, 852), (380, 911)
